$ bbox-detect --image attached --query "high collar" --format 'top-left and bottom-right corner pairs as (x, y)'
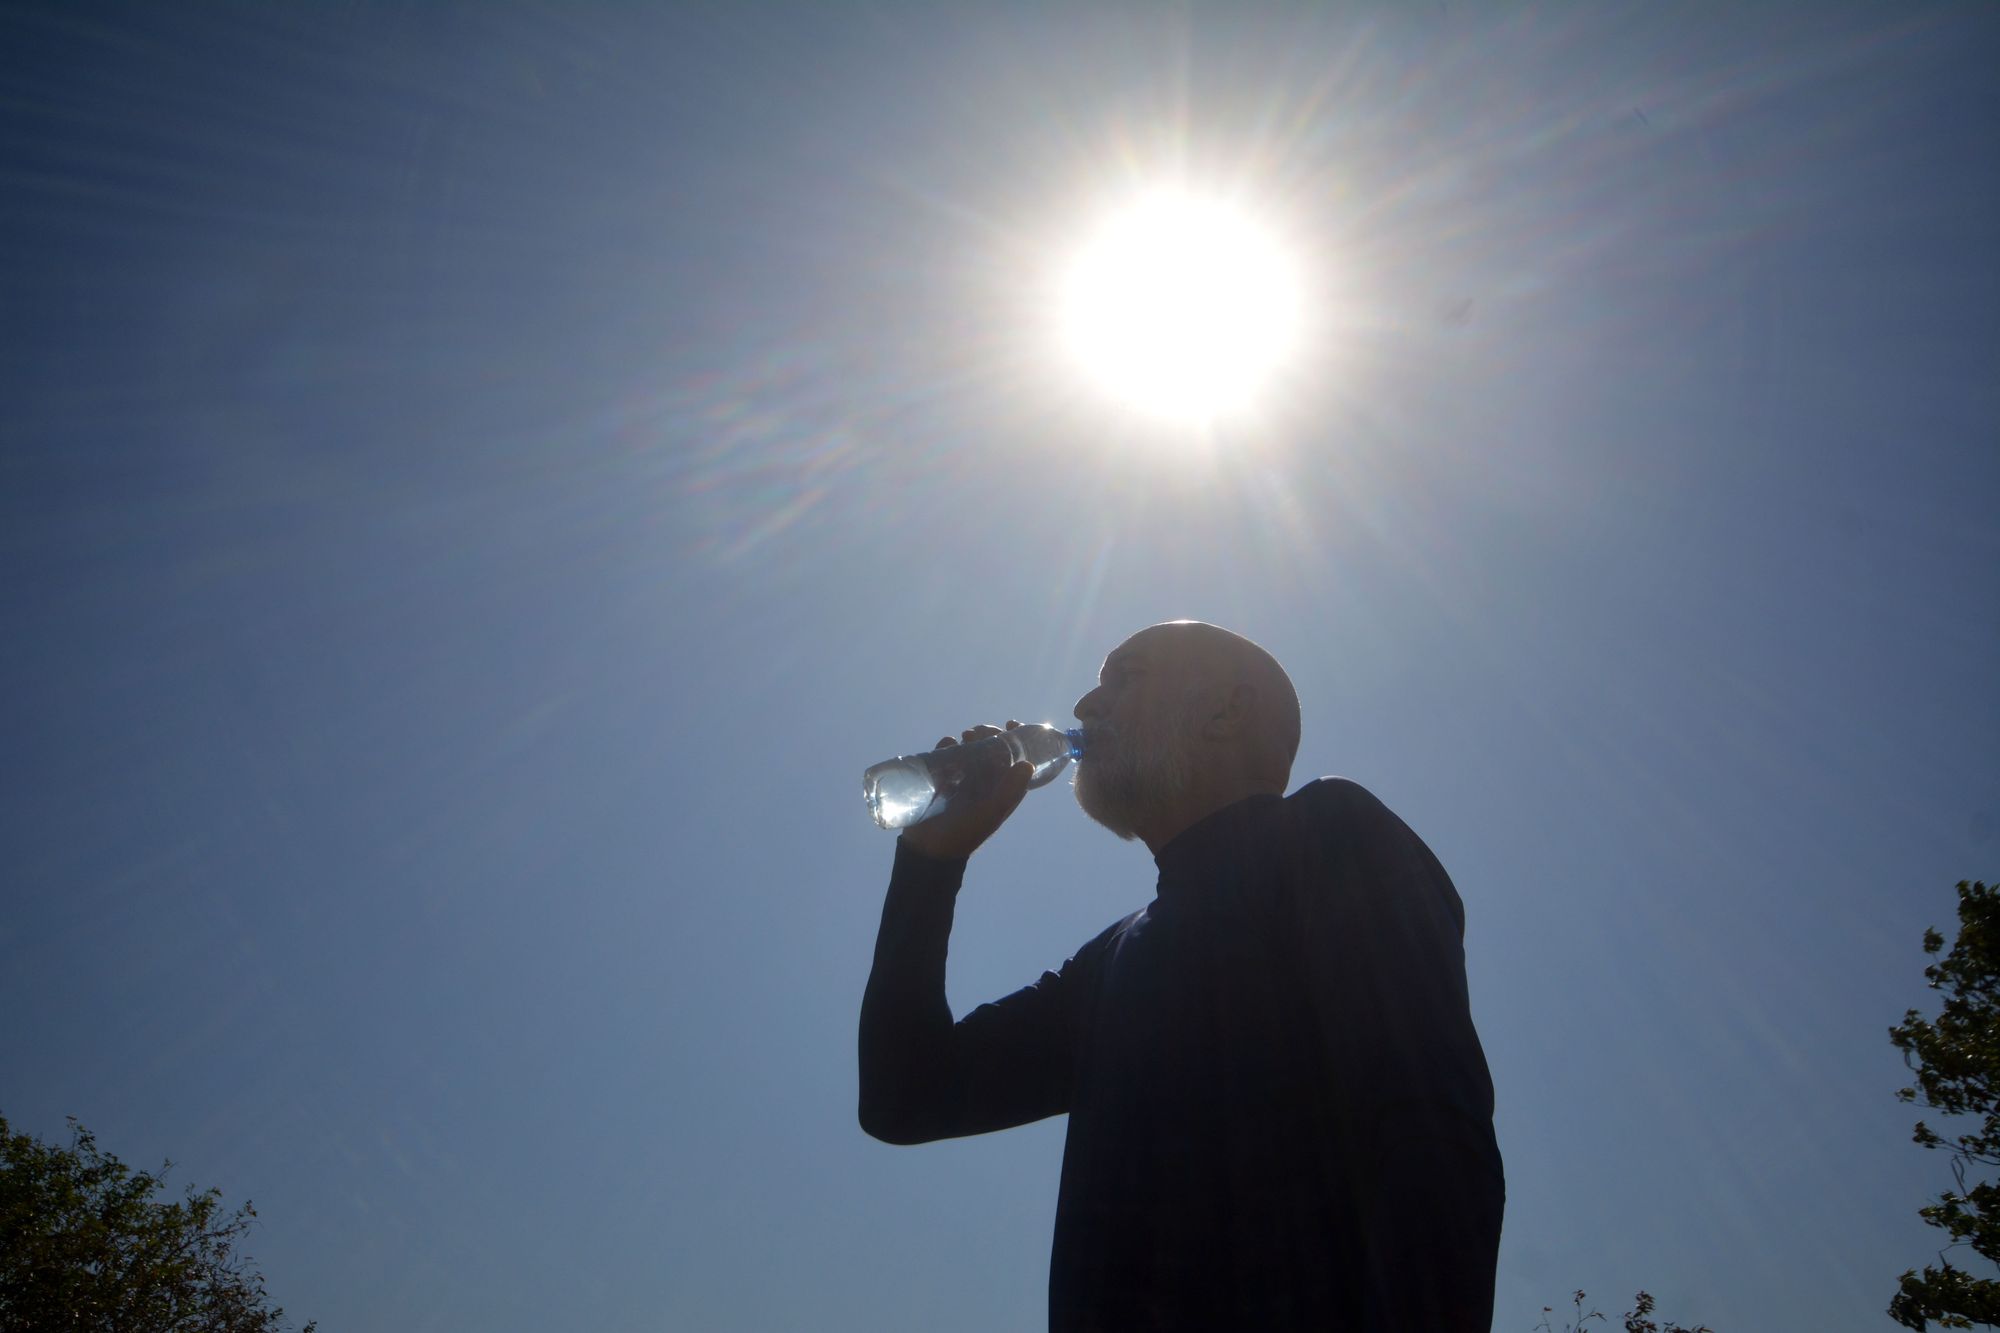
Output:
(1152, 792), (1287, 894)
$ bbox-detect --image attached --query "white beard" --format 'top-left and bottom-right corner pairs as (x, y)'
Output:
(1072, 697), (1201, 841)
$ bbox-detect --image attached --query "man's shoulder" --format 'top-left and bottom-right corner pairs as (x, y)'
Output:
(1285, 777), (1459, 913)
(1282, 778), (1426, 859)
(1040, 907), (1147, 993)
(1285, 776), (1393, 823)
(1095, 905), (1149, 949)
(1065, 906), (1147, 969)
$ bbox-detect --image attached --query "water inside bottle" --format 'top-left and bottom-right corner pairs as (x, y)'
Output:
(865, 761), (936, 829)
(862, 726), (1080, 830)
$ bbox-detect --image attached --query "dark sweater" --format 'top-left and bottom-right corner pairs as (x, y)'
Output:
(859, 778), (1504, 1332)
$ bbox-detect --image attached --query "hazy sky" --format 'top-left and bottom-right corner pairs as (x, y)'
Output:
(3, 4), (1997, 1330)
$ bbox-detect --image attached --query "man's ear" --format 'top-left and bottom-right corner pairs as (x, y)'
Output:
(1202, 683), (1253, 739)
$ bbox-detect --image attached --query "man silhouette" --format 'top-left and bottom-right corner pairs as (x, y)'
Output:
(860, 621), (1503, 1331)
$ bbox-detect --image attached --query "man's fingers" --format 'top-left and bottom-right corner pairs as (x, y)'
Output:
(937, 723), (1013, 748)
(898, 726), (1032, 860)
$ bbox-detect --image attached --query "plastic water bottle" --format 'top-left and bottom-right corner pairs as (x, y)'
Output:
(863, 724), (1084, 830)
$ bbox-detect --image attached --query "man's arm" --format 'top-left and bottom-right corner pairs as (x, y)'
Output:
(1290, 779), (1504, 1333)
(858, 840), (1079, 1143)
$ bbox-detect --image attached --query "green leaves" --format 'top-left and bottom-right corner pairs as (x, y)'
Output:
(1534, 1289), (1712, 1333)
(1619, 1289), (1715, 1333)
(1889, 880), (2000, 1330)
(0, 1114), (313, 1333)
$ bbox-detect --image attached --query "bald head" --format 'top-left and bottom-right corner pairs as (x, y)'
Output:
(1134, 621), (1301, 788)
(1072, 621), (1301, 848)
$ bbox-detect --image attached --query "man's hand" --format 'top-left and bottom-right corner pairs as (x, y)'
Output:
(897, 721), (1034, 862)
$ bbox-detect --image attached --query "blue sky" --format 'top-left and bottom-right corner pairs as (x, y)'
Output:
(2, 4), (1996, 1329)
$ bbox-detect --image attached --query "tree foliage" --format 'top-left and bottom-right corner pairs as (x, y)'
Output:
(0, 1114), (313, 1333)
(1890, 879), (2000, 1330)
(1535, 1288), (1713, 1333)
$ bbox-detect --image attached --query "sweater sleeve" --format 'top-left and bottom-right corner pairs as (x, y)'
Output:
(858, 839), (1079, 1145)
(1289, 779), (1505, 1333)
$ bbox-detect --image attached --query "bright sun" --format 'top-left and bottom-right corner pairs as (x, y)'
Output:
(1058, 191), (1304, 426)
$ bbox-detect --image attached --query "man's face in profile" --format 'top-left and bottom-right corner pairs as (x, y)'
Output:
(1072, 633), (1202, 841)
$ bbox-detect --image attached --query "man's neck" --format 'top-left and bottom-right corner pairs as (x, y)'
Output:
(1137, 780), (1285, 857)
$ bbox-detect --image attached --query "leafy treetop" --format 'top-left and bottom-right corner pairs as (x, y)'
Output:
(0, 1113), (314, 1333)
(1890, 880), (2000, 1330)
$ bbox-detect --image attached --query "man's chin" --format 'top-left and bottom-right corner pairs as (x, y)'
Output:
(1073, 774), (1142, 842)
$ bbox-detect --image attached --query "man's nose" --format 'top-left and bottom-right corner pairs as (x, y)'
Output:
(1074, 687), (1103, 723)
